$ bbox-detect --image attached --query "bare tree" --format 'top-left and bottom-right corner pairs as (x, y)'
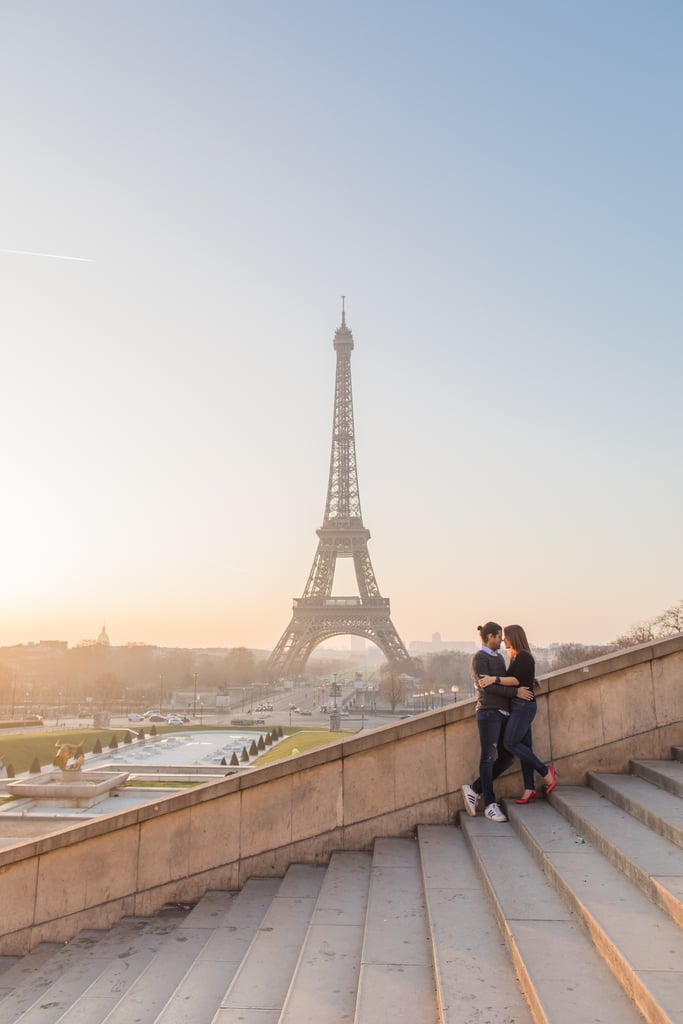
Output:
(378, 667), (408, 713)
(421, 650), (473, 693)
(544, 644), (616, 671)
(614, 598), (683, 649)
(652, 599), (683, 636)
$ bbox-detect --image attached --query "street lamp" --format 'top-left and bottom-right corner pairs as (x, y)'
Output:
(438, 688), (445, 706)
(451, 685), (460, 702)
(329, 675), (341, 732)
(430, 690), (436, 709)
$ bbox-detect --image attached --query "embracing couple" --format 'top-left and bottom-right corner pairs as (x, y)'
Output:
(461, 621), (557, 823)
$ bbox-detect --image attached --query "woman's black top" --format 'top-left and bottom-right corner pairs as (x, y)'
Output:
(483, 649), (536, 703)
(508, 650), (536, 702)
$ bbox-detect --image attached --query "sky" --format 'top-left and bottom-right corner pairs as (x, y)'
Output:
(1, 1), (682, 652)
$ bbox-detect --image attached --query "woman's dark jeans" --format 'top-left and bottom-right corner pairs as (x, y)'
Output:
(472, 709), (514, 806)
(503, 699), (548, 790)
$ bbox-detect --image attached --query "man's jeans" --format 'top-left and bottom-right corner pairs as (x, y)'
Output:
(472, 709), (514, 807)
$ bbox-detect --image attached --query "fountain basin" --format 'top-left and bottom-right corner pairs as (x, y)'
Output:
(7, 771), (130, 808)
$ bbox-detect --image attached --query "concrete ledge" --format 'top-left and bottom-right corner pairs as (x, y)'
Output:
(0, 634), (681, 953)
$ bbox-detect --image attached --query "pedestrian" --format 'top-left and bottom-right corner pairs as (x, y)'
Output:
(478, 623), (557, 803)
(461, 622), (534, 823)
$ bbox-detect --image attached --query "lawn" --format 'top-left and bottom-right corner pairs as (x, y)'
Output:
(253, 729), (353, 766)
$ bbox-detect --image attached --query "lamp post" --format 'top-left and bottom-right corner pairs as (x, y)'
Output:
(438, 688), (445, 706)
(329, 674), (340, 732)
(193, 673), (198, 717)
(451, 685), (460, 702)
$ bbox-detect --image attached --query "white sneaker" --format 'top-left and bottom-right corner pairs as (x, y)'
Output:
(484, 802), (507, 823)
(461, 784), (479, 817)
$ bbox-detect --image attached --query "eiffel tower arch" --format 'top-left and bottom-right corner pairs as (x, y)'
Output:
(268, 306), (414, 681)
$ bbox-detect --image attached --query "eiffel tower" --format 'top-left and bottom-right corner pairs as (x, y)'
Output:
(268, 304), (413, 680)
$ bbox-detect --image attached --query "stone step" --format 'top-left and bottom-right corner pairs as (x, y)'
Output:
(588, 770), (683, 850)
(0, 957), (21, 980)
(156, 879), (281, 1024)
(630, 758), (683, 799)
(417, 823), (532, 1023)
(212, 863), (326, 1024)
(99, 884), (271, 1024)
(550, 784), (683, 928)
(0, 943), (62, 1011)
(507, 799), (683, 1023)
(461, 811), (644, 1023)
(353, 837), (438, 1024)
(278, 851), (372, 1024)
(0, 909), (189, 1024)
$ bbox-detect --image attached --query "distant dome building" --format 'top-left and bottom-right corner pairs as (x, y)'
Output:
(97, 625), (111, 646)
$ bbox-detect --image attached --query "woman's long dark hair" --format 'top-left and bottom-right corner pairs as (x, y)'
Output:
(503, 624), (531, 654)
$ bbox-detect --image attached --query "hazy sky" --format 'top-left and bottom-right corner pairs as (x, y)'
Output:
(1, 2), (681, 651)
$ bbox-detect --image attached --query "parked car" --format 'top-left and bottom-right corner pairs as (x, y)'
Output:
(147, 714), (166, 723)
(127, 713), (144, 722)
(166, 715), (185, 725)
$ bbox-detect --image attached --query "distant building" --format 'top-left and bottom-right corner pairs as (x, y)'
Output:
(410, 634), (476, 655)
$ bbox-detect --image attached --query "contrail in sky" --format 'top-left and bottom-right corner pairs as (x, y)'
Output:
(0, 248), (94, 262)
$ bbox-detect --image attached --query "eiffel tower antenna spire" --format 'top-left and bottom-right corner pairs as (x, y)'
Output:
(268, 309), (413, 681)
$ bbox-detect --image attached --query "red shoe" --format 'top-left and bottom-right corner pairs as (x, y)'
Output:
(515, 790), (537, 804)
(544, 766), (557, 795)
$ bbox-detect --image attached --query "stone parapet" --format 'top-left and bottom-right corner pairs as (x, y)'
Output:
(0, 634), (681, 953)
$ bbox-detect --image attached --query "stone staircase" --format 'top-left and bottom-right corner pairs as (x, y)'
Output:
(1, 750), (681, 1024)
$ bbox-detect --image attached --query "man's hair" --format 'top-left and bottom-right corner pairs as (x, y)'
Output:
(477, 622), (502, 643)
(503, 623), (531, 653)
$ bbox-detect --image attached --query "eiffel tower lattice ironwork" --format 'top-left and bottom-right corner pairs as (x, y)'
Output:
(268, 307), (413, 680)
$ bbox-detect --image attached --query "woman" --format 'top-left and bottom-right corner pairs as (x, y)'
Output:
(479, 624), (557, 803)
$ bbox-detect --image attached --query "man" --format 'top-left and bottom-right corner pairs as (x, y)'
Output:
(461, 621), (532, 822)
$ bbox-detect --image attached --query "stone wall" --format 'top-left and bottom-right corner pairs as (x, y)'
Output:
(0, 634), (681, 954)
